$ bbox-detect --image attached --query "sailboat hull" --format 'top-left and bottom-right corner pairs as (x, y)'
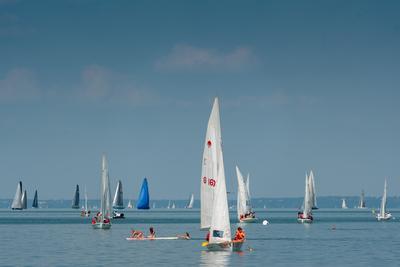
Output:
(376, 213), (392, 221)
(206, 242), (232, 251)
(239, 217), (257, 223)
(92, 222), (112, 229)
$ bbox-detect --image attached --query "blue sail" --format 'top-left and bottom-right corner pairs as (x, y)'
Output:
(136, 178), (150, 209)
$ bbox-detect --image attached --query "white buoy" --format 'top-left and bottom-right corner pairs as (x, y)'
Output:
(262, 220), (269, 225)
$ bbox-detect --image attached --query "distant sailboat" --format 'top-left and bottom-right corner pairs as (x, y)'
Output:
(341, 199), (348, 209)
(21, 190), (27, 209)
(376, 179), (392, 221)
(186, 193), (194, 209)
(171, 201), (176, 209)
(358, 190), (366, 209)
(127, 200), (133, 209)
(136, 178), (150, 209)
(11, 181), (23, 210)
(112, 180), (124, 210)
(152, 202), (156, 209)
(92, 154), (112, 229)
(167, 200), (171, 209)
(32, 190), (38, 208)
(236, 166), (256, 223)
(297, 173), (313, 223)
(81, 186), (91, 217)
(72, 184), (80, 209)
(308, 170), (318, 210)
(201, 98), (243, 251)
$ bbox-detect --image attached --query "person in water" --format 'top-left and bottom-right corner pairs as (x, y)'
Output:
(233, 227), (246, 242)
(148, 227), (156, 238)
(177, 232), (191, 240)
(130, 228), (144, 239)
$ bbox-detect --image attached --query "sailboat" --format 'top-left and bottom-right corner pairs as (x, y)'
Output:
(341, 199), (348, 209)
(81, 186), (91, 217)
(297, 173), (313, 223)
(11, 181), (23, 210)
(201, 98), (243, 251)
(112, 180), (125, 218)
(152, 202), (156, 209)
(167, 200), (171, 209)
(92, 154), (112, 229)
(376, 179), (392, 221)
(72, 184), (80, 209)
(308, 170), (318, 209)
(21, 190), (27, 209)
(171, 201), (176, 209)
(136, 178), (150, 209)
(186, 193), (194, 209)
(358, 190), (366, 209)
(127, 200), (133, 209)
(32, 190), (38, 208)
(236, 166), (256, 223)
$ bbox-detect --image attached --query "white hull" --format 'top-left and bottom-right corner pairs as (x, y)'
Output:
(376, 213), (392, 221)
(239, 217), (257, 223)
(126, 237), (179, 241)
(206, 242), (232, 251)
(297, 218), (313, 223)
(92, 222), (111, 229)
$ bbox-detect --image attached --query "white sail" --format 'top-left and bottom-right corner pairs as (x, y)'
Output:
(303, 174), (312, 217)
(84, 186), (88, 212)
(308, 170), (317, 209)
(127, 200), (133, 209)
(201, 98), (221, 230)
(171, 202), (176, 209)
(359, 190), (366, 208)
(11, 181), (23, 210)
(236, 166), (249, 220)
(245, 174), (250, 200)
(167, 200), (171, 209)
(100, 154), (112, 219)
(186, 193), (194, 209)
(341, 199), (348, 209)
(380, 179), (387, 217)
(112, 180), (124, 209)
(21, 190), (27, 209)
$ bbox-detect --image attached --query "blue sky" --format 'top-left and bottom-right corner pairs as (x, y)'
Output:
(1, 0), (400, 199)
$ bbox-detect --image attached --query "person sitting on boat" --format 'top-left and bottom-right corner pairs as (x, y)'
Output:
(205, 231), (210, 242)
(148, 227), (156, 238)
(103, 218), (110, 224)
(130, 229), (144, 239)
(91, 217), (96, 224)
(233, 227), (246, 242)
(177, 232), (191, 240)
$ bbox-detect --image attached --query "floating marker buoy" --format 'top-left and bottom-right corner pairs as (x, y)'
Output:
(262, 220), (269, 225)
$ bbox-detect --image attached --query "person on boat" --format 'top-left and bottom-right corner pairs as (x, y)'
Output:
(205, 231), (210, 242)
(148, 227), (156, 238)
(103, 218), (110, 224)
(91, 217), (96, 224)
(233, 227), (246, 242)
(177, 232), (191, 240)
(130, 229), (144, 239)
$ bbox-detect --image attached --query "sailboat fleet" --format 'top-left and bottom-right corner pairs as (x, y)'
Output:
(11, 181), (38, 210)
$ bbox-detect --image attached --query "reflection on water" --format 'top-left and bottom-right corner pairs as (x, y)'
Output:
(200, 251), (231, 267)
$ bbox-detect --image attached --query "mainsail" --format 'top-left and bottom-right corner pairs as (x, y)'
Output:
(358, 190), (366, 208)
(32, 190), (38, 208)
(21, 190), (27, 209)
(136, 178), (150, 209)
(201, 98), (222, 230)
(11, 181), (23, 210)
(236, 166), (250, 220)
(303, 174), (312, 218)
(308, 170), (317, 209)
(186, 193), (194, 209)
(341, 199), (348, 209)
(100, 154), (112, 219)
(379, 179), (388, 217)
(112, 180), (124, 209)
(72, 184), (80, 209)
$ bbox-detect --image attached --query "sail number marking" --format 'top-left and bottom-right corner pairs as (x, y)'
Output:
(202, 177), (216, 187)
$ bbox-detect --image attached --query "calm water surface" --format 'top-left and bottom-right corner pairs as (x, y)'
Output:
(1, 209), (400, 266)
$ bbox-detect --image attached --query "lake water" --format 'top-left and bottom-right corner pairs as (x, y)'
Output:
(1, 208), (400, 266)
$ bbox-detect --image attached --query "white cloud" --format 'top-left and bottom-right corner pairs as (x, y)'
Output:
(155, 44), (255, 71)
(0, 68), (40, 102)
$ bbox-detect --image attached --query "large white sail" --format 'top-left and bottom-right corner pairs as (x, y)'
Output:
(21, 190), (27, 209)
(11, 181), (23, 210)
(236, 166), (249, 220)
(201, 98), (221, 230)
(308, 170), (317, 209)
(101, 154), (112, 219)
(112, 180), (124, 209)
(186, 193), (194, 209)
(380, 179), (387, 217)
(303, 174), (312, 217)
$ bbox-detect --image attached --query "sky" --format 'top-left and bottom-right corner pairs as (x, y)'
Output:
(1, 0), (400, 200)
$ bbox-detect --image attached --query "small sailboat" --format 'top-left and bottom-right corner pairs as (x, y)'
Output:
(201, 98), (244, 251)
(72, 184), (80, 209)
(136, 178), (150, 209)
(167, 200), (171, 209)
(127, 200), (133, 209)
(152, 202), (156, 209)
(297, 173), (313, 223)
(236, 166), (256, 223)
(171, 201), (176, 209)
(11, 181), (23, 210)
(112, 180), (124, 210)
(186, 193), (194, 209)
(81, 186), (91, 217)
(308, 170), (318, 210)
(341, 199), (348, 209)
(91, 154), (112, 229)
(376, 179), (392, 221)
(358, 190), (366, 209)
(32, 190), (38, 208)
(21, 190), (27, 209)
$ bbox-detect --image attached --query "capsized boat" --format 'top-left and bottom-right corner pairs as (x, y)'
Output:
(376, 179), (392, 221)
(297, 173), (313, 223)
(236, 166), (256, 223)
(92, 154), (112, 229)
(72, 184), (80, 209)
(201, 98), (244, 251)
(341, 198), (348, 209)
(21, 190), (27, 209)
(11, 181), (23, 210)
(32, 190), (38, 208)
(186, 193), (194, 209)
(112, 180), (124, 210)
(136, 178), (150, 209)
